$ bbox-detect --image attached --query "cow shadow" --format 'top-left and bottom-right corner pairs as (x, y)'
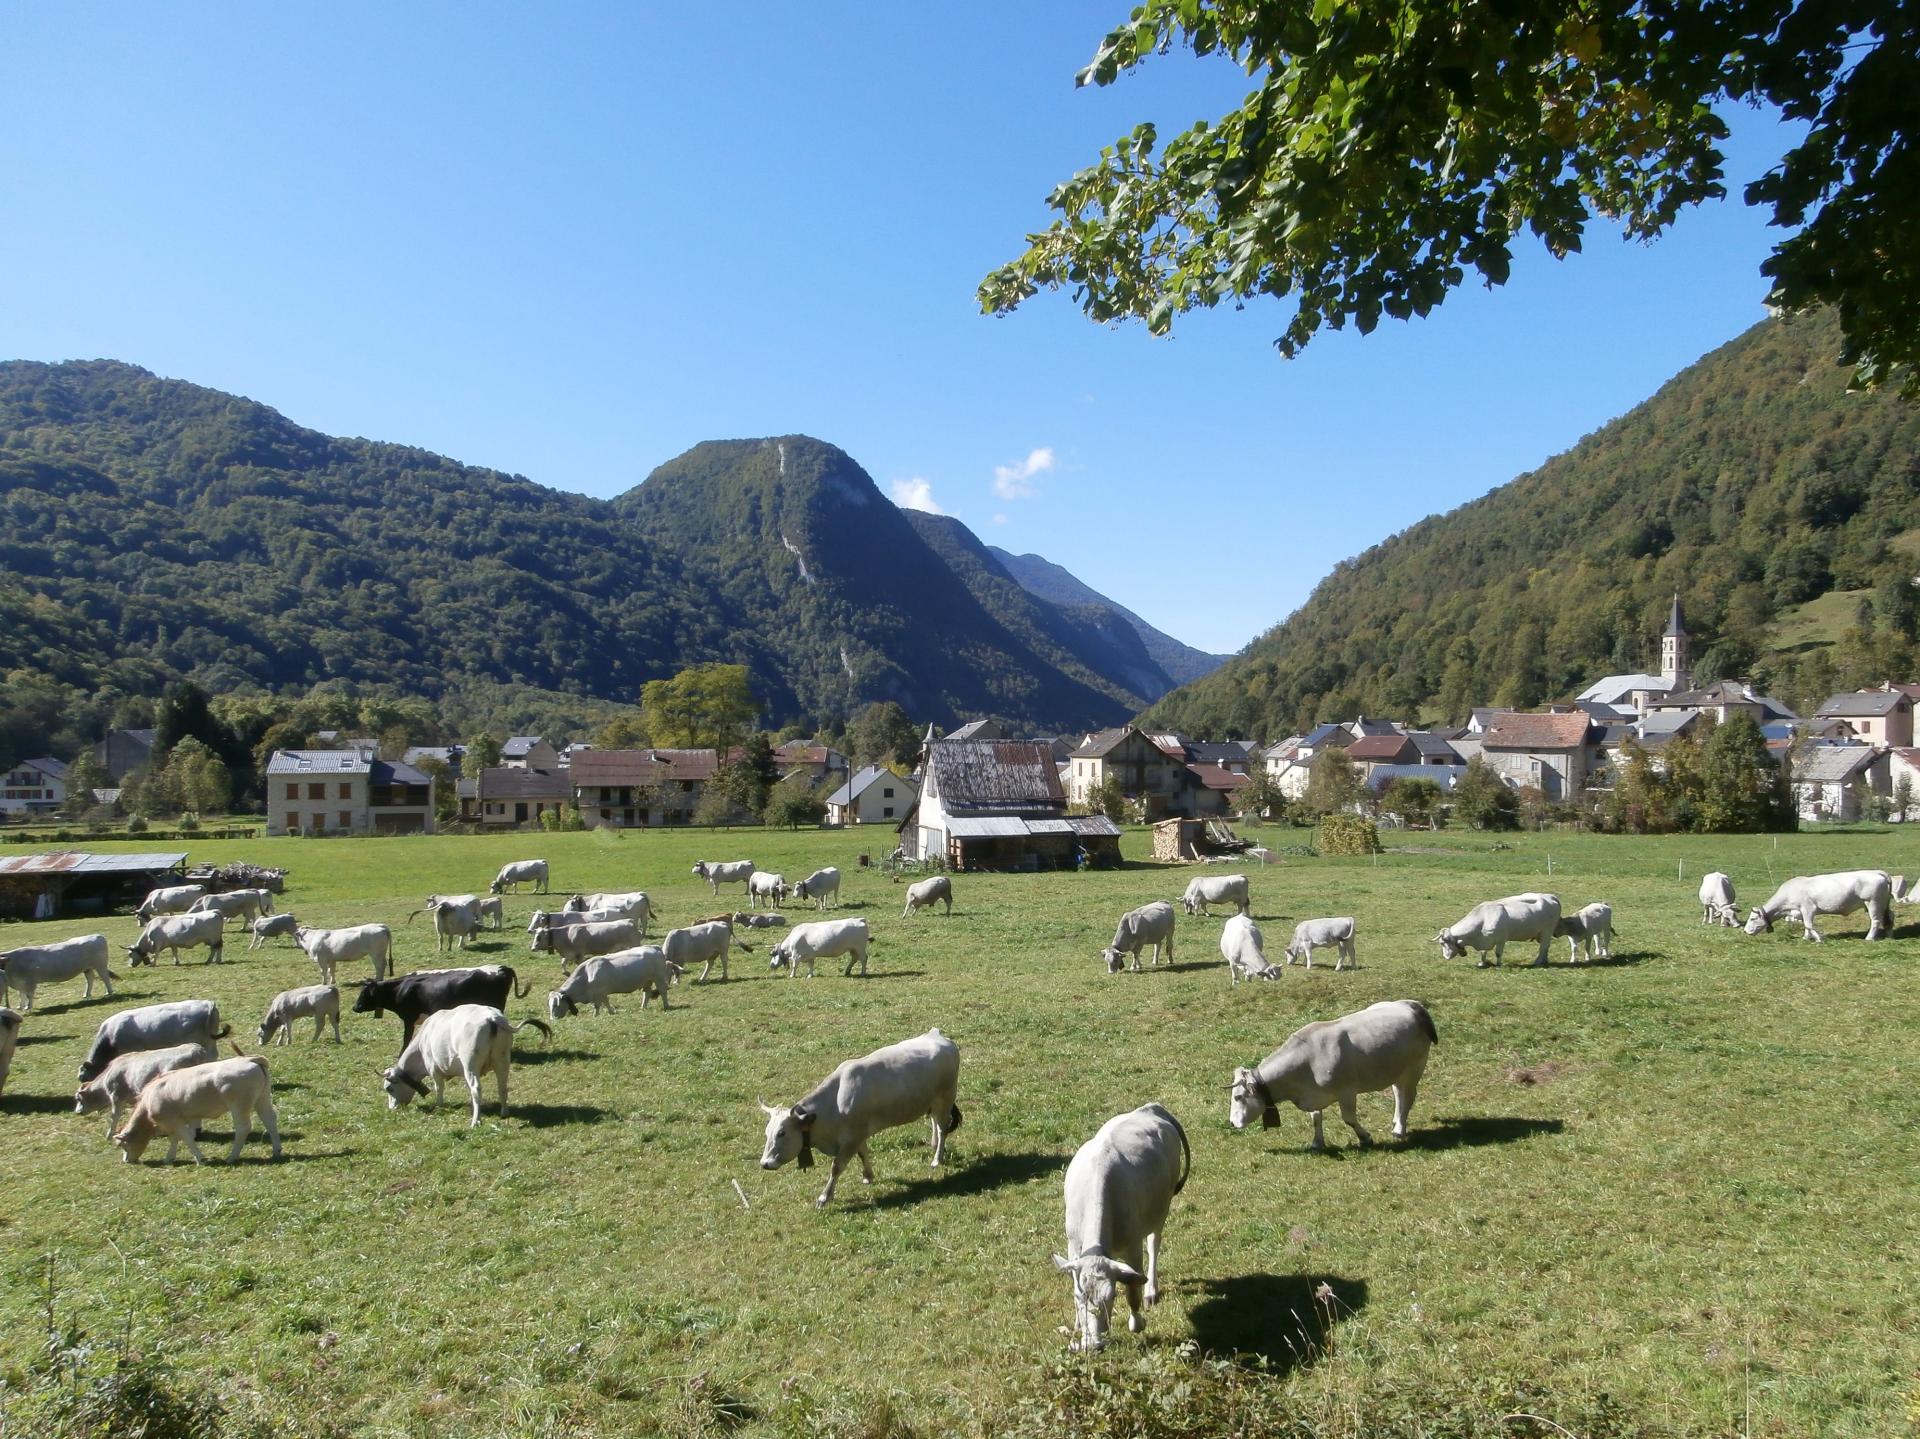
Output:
(512, 1046), (595, 1066)
(515, 1102), (617, 1128)
(1567, 950), (1653, 968)
(4, 1093), (83, 1114)
(14, 994), (119, 1017)
(871, 1149), (1065, 1210)
(1399, 1116), (1563, 1152)
(1159, 961), (1216, 975)
(851, 970), (925, 981)
(1187, 1273), (1368, 1373)
(11, 1032), (68, 1046)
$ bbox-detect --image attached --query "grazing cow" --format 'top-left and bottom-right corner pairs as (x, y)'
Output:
(73, 1040), (216, 1134)
(663, 918), (752, 984)
(1699, 872), (1738, 927)
(1554, 902), (1616, 962)
(187, 888), (274, 927)
(746, 871), (788, 909)
(731, 911), (788, 929)
(1180, 873), (1250, 918)
(476, 896), (505, 931)
(258, 984), (341, 1046)
(532, 918), (643, 972)
(115, 1055), (280, 1165)
(1102, 901), (1177, 974)
(1434, 893), (1561, 967)
(768, 918), (871, 979)
(0, 933), (115, 1011)
(564, 891), (656, 934)
(294, 924), (393, 984)
(901, 875), (952, 917)
(248, 913), (301, 950)
(409, 897), (484, 952)
(790, 867), (841, 911)
(1284, 917), (1357, 971)
(1054, 1104), (1190, 1351)
(127, 911), (227, 968)
(353, 964), (531, 1049)
(1229, 999), (1436, 1149)
(546, 946), (678, 1019)
(691, 859), (754, 896)
(78, 999), (229, 1084)
(0, 1007), (18, 1099)
(1220, 914), (1279, 984)
(137, 884), (206, 923)
(758, 1027), (961, 1207)
(489, 859), (549, 895)
(1745, 870), (1894, 941)
(379, 1004), (551, 1127)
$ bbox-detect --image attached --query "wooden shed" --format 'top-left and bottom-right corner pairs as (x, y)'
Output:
(0, 850), (189, 920)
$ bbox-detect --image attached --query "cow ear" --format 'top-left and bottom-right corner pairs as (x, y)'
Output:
(1105, 1260), (1147, 1286)
(1052, 1253), (1074, 1273)
(790, 1104), (812, 1127)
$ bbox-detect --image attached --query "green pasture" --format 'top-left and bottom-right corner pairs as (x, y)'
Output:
(1, 824), (1916, 1437)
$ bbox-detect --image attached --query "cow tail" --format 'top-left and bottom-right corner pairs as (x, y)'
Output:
(510, 1017), (554, 1049)
(405, 909), (424, 926)
(1408, 1000), (1438, 1046)
(214, 1022), (232, 1039)
(1168, 1111), (1191, 1195)
(105, 968), (121, 981)
(510, 968), (531, 998)
(945, 1103), (963, 1135)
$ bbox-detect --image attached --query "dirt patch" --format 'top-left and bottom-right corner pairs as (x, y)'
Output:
(1503, 1059), (1578, 1086)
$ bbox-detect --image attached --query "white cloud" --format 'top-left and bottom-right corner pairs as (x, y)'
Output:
(992, 446), (1054, 500)
(890, 476), (945, 514)
(991, 513), (1008, 526)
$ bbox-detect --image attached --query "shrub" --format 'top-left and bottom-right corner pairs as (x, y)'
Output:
(1318, 814), (1380, 855)
(125, 814), (148, 834)
(176, 810), (201, 833)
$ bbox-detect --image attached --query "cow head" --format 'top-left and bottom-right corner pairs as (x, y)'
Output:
(758, 1101), (813, 1170)
(1227, 1067), (1280, 1131)
(381, 1065), (430, 1110)
(1433, 931), (1466, 960)
(1051, 1250), (1145, 1352)
(488, 877), (506, 895)
(564, 894), (589, 912)
(112, 1121), (154, 1164)
(350, 982), (389, 1016)
(1743, 907), (1773, 935)
(547, 990), (578, 1021)
(124, 933), (156, 967)
(1101, 947), (1125, 974)
(73, 1080), (109, 1116)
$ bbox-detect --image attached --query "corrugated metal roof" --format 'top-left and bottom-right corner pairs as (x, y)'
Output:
(266, 749), (372, 774)
(947, 817), (1036, 838)
(0, 851), (188, 876)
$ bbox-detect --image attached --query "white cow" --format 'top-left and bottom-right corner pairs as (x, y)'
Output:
(768, 918), (871, 979)
(1102, 901), (1176, 973)
(1745, 870), (1894, 941)
(136, 884), (206, 923)
(901, 875), (953, 917)
(663, 918), (752, 984)
(294, 924), (393, 984)
(564, 891), (656, 934)
(187, 887), (274, 927)
(692, 859), (755, 896)
(1435, 893), (1561, 967)
(128, 911), (227, 967)
(1698, 872), (1738, 926)
(248, 913), (301, 950)
(411, 897), (483, 952)
(1554, 901), (1616, 962)
(546, 946), (678, 1019)
(1220, 914), (1278, 984)
(1230, 999), (1436, 1149)
(380, 1004), (551, 1127)
(746, 871), (788, 909)
(758, 1027), (961, 1207)
(476, 896), (505, 931)
(78, 999), (228, 1083)
(790, 867), (841, 911)
(258, 984), (342, 1045)
(527, 907), (625, 937)
(1053, 1104), (1190, 1351)
(73, 1040), (216, 1134)
(0, 933), (115, 1010)
(531, 918), (643, 972)
(1284, 917), (1356, 971)
(1180, 873), (1249, 917)
(0, 1007), (18, 1099)
(115, 1055), (280, 1165)
(489, 859), (549, 895)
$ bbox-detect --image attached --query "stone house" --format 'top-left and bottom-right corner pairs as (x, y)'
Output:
(266, 749), (435, 835)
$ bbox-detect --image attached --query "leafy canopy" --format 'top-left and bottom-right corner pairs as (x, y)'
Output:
(981, 0), (1917, 393)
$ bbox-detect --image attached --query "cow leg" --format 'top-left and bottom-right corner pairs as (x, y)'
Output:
(1531, 935), (1550, 967)
(1309, 1110), (1326, 1151)
(228, 1105), (251, 1163)
(817, 1151), (851, 1206)
(330, 1013), (341, 1043)
(929, 1113), (946, 1167)
(259, 1095), (281, 1158)
(1337, 1093), (1373, 1146)
(1392, 1078), (1419, 1139)
(1566, 935), (1582, 964)
(496, 1063), (509, 1120)
(183, 1126), (208, 1165)
(857, 1141), (875, 1185)
(1142, 1232), (1160, 1307)
(1341, 938), (1354, 971)
(465, 1072), (483, 1128)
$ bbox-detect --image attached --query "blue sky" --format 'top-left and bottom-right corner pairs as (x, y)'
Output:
(1, 5), (1803, 654)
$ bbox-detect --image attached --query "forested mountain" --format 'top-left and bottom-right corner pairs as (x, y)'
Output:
(0, 361), (1193, 746)
(1142, 311), (1920, 739)
(986, 545), (1228, 687)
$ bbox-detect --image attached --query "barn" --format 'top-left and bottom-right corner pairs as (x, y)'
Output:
(897, 738), (1121, 871)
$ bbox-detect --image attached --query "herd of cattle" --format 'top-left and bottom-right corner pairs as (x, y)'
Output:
(0, 852), (1911, 1349)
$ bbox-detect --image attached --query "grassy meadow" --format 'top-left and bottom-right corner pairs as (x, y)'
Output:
(1, 822), (1916, 1438)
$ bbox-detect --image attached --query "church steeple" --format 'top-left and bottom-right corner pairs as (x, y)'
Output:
(1660, 593), (1689, 689)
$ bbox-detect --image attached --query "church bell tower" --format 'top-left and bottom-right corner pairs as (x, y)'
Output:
(1660, 593), (1690, 689)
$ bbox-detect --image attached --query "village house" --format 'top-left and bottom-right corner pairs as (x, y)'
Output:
(899, 737), (1119, 870)
(1885, 748), (1920, 820)
(946, 719), (1005, 741)
(402, 744), (466, 777)
(1, 757), (68, 816)
(266, 748), (435, 836)
(1341, 733), (1420, 785)
(1812, 689), (1915, 749)
(562, 748), (720, 827)
(93, 727), (156, 782)
(1068, 726), (1191, 818)
(771, 741), (848, 788)
(468, 764), (571, 829)
(1791, 745), (1886, 822)
(501, 735), (563, 771)
(826, 765), (916, 826)
(1576, 594), (1693, 716)
(1477, 711), (1603, 801)
(1183, 762), (1247, 817)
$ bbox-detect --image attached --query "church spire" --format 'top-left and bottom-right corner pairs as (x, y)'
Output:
(1664, 592), (1686, 639)
(1660, 593), (1689, 688)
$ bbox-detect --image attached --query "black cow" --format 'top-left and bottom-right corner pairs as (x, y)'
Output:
(352, 965), (531, 1049)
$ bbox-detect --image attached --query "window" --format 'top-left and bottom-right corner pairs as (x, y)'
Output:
(883, 787), (894, 798)
(285, 783), (298, 800)
(338, 782), (352, 800)
(883, 806), (894, 818)
(308, 783), (324, 800)
(339, 811), (352, 829)
(311, 813), (325, 833)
